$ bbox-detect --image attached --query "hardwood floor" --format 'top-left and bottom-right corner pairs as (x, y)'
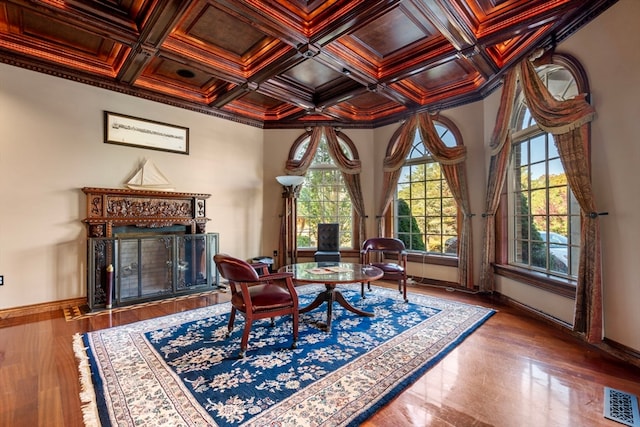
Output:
(1, 283), (639, 427)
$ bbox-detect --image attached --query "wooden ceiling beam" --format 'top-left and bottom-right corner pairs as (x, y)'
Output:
(117, 0), (193, 84)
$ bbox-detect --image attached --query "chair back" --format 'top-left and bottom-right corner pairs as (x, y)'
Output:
(214, 254), (260, 282)
(361, 237), (406, 253)
(360, 237), (408, 302)
(317, 223), (340, 251)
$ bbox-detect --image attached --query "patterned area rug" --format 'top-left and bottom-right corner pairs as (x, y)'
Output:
(74, 284), (495, 426)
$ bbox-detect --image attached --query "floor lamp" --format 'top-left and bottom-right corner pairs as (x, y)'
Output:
(276, 175), (305, 268)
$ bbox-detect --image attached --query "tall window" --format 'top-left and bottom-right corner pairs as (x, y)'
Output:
(394, 120), (459, 254)
(295, 134), (354, 249)
(508, 63), (582, 278)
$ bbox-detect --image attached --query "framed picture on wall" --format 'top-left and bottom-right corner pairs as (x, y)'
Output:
(104, 111), (189, 155)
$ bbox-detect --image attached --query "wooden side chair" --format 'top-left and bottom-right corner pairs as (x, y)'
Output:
(360, 237), (408, 302)
(214, 253), (299, 358)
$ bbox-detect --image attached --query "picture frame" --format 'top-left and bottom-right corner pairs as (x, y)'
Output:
(104, 111), (189, 155)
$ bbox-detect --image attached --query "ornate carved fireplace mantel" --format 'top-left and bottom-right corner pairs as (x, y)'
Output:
(82, 187), (210, 237)
(82, 187), (217, 311)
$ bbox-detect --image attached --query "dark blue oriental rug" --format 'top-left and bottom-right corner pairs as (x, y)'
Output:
(74, 284), (495, 426)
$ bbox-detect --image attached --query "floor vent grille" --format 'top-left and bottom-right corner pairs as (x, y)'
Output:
(605, 387), (640, 427)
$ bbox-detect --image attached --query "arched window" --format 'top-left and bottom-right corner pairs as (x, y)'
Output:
(394, 117), (461, 254)
(506, 57), (586, 279)
(291, 132), (356, 249)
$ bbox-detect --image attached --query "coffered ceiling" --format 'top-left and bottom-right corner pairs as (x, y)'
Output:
(0, 0), (615, 128)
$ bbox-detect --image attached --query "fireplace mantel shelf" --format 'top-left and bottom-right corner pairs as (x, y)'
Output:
(82, 187), (211, 238)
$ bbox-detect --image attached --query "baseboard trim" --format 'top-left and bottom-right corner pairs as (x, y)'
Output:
(601, 338), (640, 369)
(0, 297), (86, 321)
(493, 291), (640, 369)
(411, 276), (461, 290)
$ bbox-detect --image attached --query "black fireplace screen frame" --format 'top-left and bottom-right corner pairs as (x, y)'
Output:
(87, 232), (219, 310)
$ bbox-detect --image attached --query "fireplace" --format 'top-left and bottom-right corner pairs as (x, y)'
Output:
(83, 187), (218, 310)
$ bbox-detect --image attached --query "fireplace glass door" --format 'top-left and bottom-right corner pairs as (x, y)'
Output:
(87, 232), (219, 310)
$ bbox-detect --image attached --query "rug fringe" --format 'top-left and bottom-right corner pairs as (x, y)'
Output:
(73, 333), (101, 427)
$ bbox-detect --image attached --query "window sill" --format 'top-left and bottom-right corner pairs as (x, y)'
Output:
(406, 252), (458, 267)
(493, 264), (577, 299)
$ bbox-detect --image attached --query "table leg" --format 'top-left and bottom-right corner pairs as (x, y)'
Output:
(334, 290), (374, 318)
(299, 283), (374, 332)
(298, 288), (329, 314)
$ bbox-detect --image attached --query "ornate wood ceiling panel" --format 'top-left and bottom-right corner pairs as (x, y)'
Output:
(0, 0), (617, 128)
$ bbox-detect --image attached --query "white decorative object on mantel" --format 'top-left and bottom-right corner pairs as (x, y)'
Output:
(126, 159), (174, 191)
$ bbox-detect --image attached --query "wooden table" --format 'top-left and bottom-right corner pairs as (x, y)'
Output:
(279, 262), (383, 332)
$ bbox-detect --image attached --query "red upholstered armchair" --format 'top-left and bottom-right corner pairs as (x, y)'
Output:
(360, 238), (408, 302)
(214, 254), (299, 358)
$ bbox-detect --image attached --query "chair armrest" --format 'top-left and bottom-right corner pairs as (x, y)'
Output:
(250, 262), (270, 276)
(254, 272), (294, 283)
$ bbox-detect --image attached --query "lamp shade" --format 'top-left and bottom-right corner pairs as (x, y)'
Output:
(276, 175), (305, 186)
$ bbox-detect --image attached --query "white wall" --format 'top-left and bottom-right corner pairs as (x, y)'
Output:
(0, 64), (264, 309)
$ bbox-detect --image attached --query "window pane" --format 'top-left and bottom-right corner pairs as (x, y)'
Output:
(398, 166), (411, 183)
(436, 124), (457, 148)
(546, 67), (578, 100)
(515, 141), (529, 166)
(531, 216), (547, 239)
(442, 216), (457, 234)
(414, 216), (427, 234)
(411, 181), (426, 199)
(570, 215), (581, 244)
(442, 197), (457, 216)
(426, 220), (441, 234)
(425, 198), (441, 216)
(425, 162), (440, 179)
(550, 187), (567, 215)
(441, 183), (453, 198)
(522, 108), (536, 127)
(530, 189), (547, 214)
(530, 163), (546, 188)
(408, 139), (426, 159)
(530, 136), (546, 164)
(411, 198), (425, 215)
(515, 239), (528, 264)
(548, 139), (559, 159)
(515, 166), (529, 191)
(514, 212), (529, 240)
(569, 246), (580, 276)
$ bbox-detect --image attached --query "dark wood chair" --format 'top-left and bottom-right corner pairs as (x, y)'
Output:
(360, 237), (408, 302)
(314, 223), (341, 263)
(214, 253), (299, 358)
